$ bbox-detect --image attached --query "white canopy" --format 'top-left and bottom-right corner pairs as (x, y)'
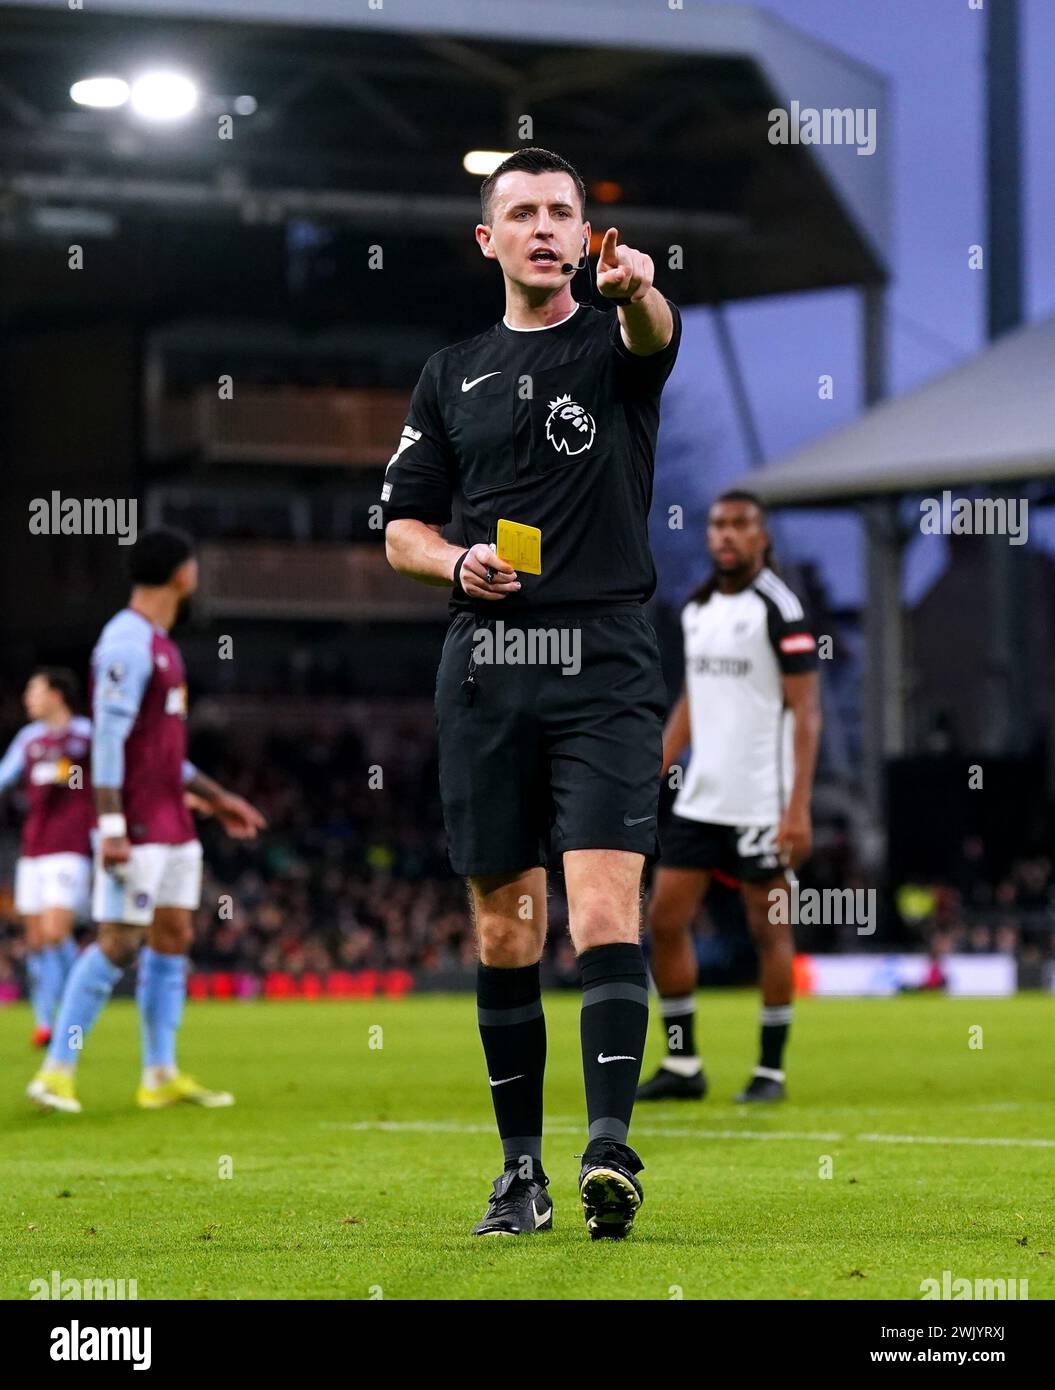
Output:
(747, 313), (1055, 505)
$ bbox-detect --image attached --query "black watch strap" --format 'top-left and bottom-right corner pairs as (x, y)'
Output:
(452, 549), (470, 591)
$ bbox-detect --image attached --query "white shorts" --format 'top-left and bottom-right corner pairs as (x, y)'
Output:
(92, 840), (204, 927)
(15, 853), (92, 919)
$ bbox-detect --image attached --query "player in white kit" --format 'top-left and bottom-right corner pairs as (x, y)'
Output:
(638, 492), (821, 1103)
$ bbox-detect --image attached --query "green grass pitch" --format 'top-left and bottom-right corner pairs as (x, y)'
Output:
(2, 992), (1052, 1300)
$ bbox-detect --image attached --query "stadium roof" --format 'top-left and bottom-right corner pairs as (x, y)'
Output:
(0, 0), (890, 319)
(741, 314), (1055, 506)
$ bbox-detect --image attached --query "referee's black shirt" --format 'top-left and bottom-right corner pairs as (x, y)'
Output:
(381, 299), (682, 615)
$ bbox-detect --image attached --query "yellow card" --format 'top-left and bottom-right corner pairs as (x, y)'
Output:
(496, 518), (542, 575)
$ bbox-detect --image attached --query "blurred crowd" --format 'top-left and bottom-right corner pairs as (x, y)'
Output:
(1, 695), (1053, 986)
(893, 837), (1055, 970)
(185, 712), (479, 975)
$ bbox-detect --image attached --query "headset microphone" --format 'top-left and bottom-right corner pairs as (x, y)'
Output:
(561, 238), (589, 275)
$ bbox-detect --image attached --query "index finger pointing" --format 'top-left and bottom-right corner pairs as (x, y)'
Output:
(598, 227), (620, 264)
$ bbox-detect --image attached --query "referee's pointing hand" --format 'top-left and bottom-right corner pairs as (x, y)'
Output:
(596, 227), (654, 304)
(458, 543), (520, 601)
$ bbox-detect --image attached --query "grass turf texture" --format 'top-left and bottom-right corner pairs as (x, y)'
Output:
(1, 993), (1052, 1301)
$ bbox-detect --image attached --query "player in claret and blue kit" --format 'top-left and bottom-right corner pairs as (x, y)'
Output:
(0, 668), (93, 1047)
(27, 529), (267, 1114)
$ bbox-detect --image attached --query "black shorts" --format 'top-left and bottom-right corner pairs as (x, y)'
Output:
(659, 813), (784, 884)
(435, 607), (666, 877)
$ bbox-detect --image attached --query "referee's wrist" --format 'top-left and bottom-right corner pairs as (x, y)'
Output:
(451, 548), (471, 591)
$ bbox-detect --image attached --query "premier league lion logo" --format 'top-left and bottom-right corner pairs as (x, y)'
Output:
(545, 393), (596, 457)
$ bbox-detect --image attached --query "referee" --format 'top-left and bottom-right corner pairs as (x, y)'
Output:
(382, 148), (681, 1240)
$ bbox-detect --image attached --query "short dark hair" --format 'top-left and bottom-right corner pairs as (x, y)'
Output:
(713, 489), (767, 517)
(127, 527), (195, 587)
(690, 489), (776, 604)
(480, 147), (587, 224)
(32, 666), (80, 709)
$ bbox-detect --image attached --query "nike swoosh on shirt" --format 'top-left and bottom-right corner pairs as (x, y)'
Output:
(489, 1074), (524, 1087)
(597, 1053), (637, 1064)
(461, 372), (501, 392)
(623, 813), (655, 827)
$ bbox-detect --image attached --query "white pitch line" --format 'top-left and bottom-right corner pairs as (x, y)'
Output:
(616, 1125), (846, 1143)
(857, 1132), (1055, 1150)
(323, 1120), (1055, 1150)
(325, 1120), (844, 1142)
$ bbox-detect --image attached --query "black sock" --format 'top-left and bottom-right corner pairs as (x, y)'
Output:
(660, 994), (698, 1060)
(759, 1003), (793, 1072)
(477, 962), (546, 1179)
(579, 943), (649, 1148)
